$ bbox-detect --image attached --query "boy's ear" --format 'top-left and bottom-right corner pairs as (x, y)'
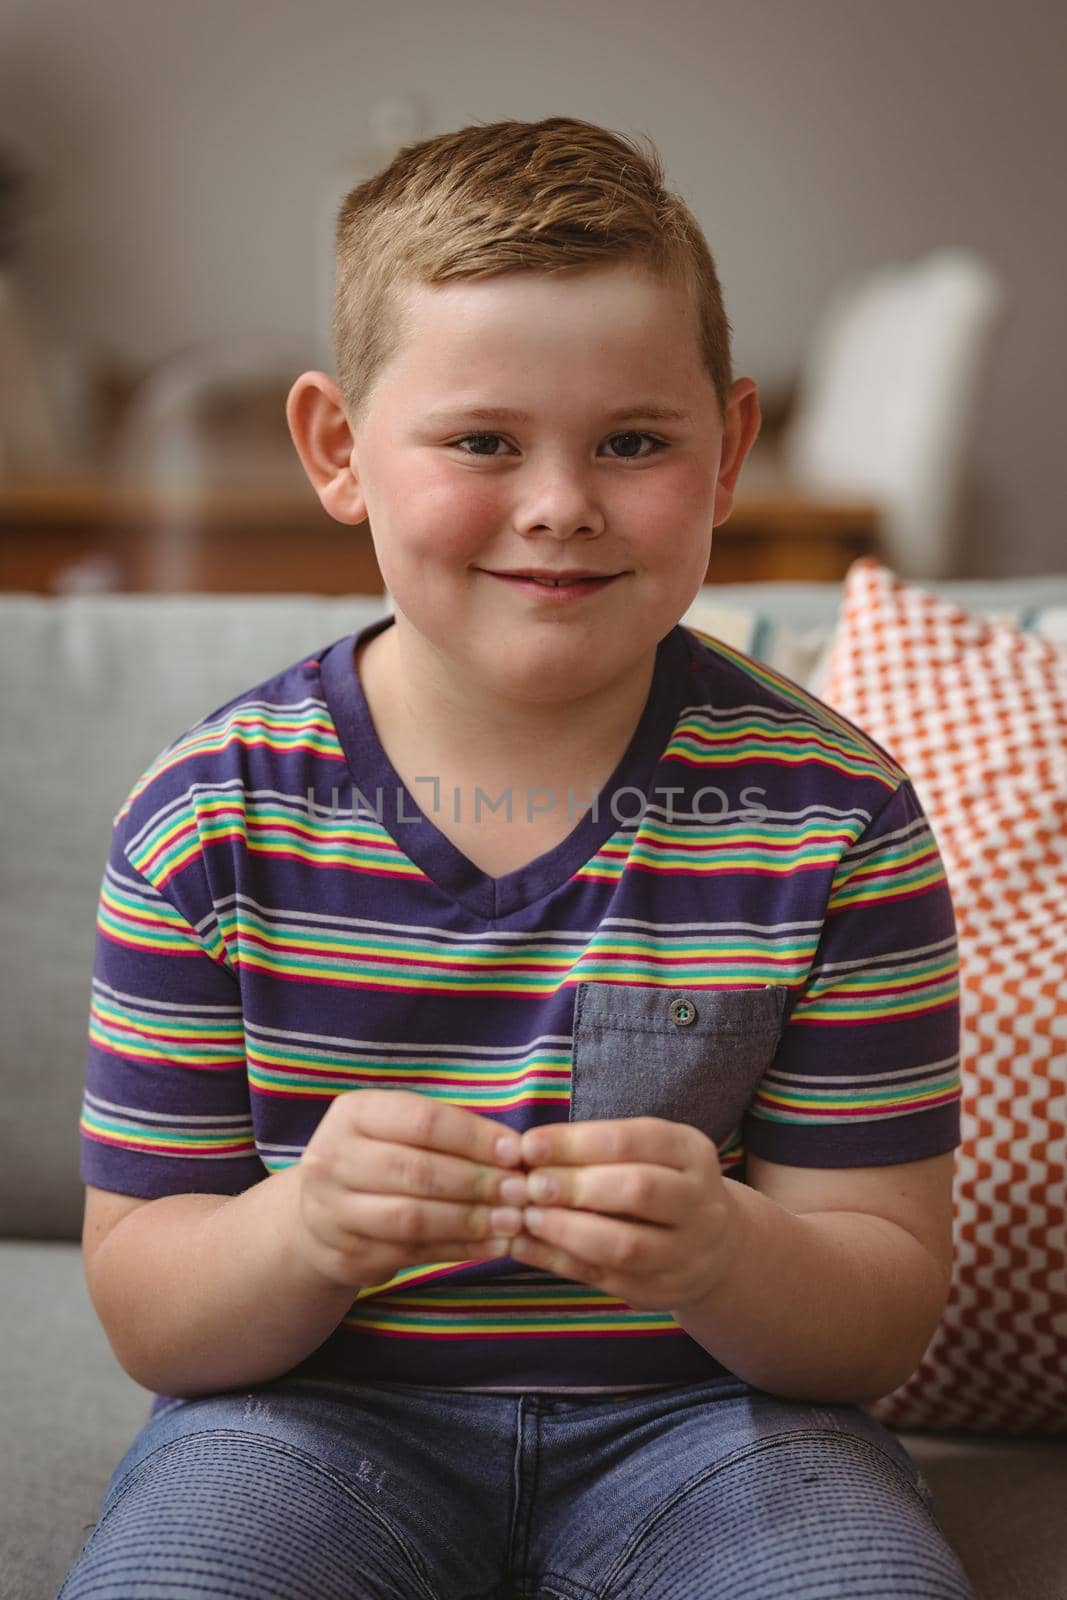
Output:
(285, 371), (368, 526)
(711, 378), (762, 529)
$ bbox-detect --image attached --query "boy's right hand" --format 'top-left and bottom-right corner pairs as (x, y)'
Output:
(293, 1089), (528, 1290)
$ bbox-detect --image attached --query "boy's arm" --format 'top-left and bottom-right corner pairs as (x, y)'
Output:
(86, 1163), (359, 1397)
(672, 1153), (955, 1406)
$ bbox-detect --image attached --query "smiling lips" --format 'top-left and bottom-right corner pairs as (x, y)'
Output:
(491, 569), (619, 584)
(484, 570), (621, 602)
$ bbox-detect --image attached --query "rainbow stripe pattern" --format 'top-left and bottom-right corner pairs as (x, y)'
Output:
(80, 617), (961, 1400)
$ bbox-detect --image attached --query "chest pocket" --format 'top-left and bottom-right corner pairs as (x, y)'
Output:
(568, 982), (788, 1148)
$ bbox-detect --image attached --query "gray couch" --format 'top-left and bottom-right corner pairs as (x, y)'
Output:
(3, 583), (1066, 1600)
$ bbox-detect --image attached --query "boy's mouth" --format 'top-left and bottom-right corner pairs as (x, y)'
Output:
(480, 569), (622, 600)
(481, 568), (622, 584)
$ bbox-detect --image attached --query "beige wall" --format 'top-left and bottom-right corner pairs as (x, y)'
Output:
(2, 0), (1064, 576)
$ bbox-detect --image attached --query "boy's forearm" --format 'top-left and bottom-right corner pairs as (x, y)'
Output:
(672, 1176), (950, 1405)
(86, 1163), (358, 1398)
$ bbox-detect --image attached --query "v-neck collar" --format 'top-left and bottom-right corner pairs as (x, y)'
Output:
(320, 615), (692, 923)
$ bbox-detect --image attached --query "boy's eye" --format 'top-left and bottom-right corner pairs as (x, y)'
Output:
(448, 431), (668, 461)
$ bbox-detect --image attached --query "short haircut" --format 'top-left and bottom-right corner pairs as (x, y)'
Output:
(331, 115), (734, 430)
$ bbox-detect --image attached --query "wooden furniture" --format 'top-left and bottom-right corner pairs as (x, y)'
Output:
(0, 474), (881, 595)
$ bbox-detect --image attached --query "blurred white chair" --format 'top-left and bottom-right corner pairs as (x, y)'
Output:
(106, 333), (313, 588)
(109, 332), (311, 489)
(778, 249), (1005, 580)
(0, 273), (62, 477)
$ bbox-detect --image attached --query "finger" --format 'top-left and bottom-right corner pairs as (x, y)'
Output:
(326, 1091), (520, 1203)
(324, 1134), (520, 1211)
(520, 1116), (695, 1173)
(508, 1226), (616, 1291)
(348, 1233), (516, 1281)
(335, 1188), (525, 1248)
(520, 1199), (668, 1270)
(404, 1235), (516, 1265)
(349, 1089), (521, 1170)
(526, 1160), (689, 1226)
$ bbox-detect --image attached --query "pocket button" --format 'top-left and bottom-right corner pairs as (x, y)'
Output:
(667, 996), (698, 1027)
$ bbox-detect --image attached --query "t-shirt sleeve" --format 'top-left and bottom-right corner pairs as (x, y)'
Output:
(79, 811), (265, 1200)
(742, 776), (963, 1168)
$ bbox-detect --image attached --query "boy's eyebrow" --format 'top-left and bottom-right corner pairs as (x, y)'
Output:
(424, 403), (693, 425)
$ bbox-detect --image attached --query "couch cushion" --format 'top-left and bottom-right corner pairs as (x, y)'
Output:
(687, 574), (1067, 635)
(895, 1428), (1067, 1599)
(1, 1240), (157, 1600)
(4, 1241), (1066, 1600)
(683, 577), (1067, 699)
(821, 557), (1067, 1433)
(0, 593), (391, 1240)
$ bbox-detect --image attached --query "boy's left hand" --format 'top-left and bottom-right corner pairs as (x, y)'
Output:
(507, 1118), (739, 1316)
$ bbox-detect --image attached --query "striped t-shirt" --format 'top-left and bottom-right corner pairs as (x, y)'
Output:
(80, 614), (962, 1416)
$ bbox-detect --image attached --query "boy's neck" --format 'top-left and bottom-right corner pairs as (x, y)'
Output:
(355, 619), (659, 797)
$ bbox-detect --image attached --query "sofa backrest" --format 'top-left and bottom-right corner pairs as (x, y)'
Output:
(4, 576), (1066, 1241)
(0, 594), (392, 1240)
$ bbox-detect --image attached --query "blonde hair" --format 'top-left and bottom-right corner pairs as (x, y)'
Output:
(331, 115), (734, 429)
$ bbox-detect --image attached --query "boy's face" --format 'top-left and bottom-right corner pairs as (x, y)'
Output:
(289, 259), (760, 708)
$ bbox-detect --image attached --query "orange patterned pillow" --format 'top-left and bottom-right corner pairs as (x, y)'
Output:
(822, 557), (1067, 1435)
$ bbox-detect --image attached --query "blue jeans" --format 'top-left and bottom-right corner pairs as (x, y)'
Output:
(58, 1374), (976, 1599)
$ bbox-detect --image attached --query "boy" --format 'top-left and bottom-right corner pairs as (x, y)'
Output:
(63, 117), (975, 1598)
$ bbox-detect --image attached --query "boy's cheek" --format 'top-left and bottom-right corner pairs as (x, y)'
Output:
(404, 463), (501, 527)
